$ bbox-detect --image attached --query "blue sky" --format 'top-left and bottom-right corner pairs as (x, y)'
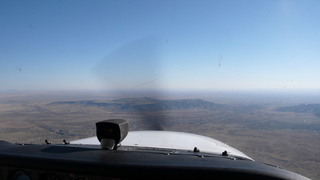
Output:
(1, 0), (319, 91)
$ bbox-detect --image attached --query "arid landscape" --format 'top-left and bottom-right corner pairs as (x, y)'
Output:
(0, 90), (319, 179)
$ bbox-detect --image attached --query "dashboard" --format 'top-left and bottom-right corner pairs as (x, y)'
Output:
(0, 140), (310, 180)
(0, 166), (108, 180)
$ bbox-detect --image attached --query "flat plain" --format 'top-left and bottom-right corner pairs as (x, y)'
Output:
(0, 90), (319, 179)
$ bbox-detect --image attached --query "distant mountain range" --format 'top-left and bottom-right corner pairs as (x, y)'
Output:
(275, 104), (320, 118)
(48, 97), (224, 112)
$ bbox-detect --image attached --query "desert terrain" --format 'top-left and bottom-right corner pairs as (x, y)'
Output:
(0, 90), (319, 179)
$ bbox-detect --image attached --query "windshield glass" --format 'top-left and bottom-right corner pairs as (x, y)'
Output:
(1, 1), (319, 179)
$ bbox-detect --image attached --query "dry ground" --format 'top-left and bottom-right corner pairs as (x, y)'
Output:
(0, 91), (319, 179)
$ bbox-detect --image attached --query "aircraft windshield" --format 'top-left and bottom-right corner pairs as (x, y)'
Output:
(0, 1), (319, 179)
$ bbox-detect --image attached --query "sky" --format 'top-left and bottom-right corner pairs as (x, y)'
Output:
(1, 0), (320, 91)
